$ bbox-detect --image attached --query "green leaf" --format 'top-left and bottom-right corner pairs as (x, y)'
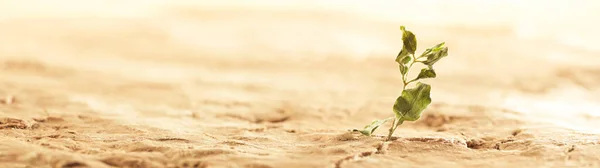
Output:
(399, 64), (408, 75)
(400, 54), (412, 64)
(396, 50), (411, 75)
(393, 82), (432, 122)
(418, 42), (445, 58)
(395, 47), (411, 64)
(416, 68), (437, 80)
(395, 26), (418, 76)
(400, 26), (417, 55)
(354, 118), (393, 136)
(420, 42), (448, 66)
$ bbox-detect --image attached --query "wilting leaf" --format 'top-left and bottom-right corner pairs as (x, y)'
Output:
(416, 68), (437, 80)
(393, 82), (432, 122)
(400, 26), (417, 55)
(354, 118), (393, 136)
(420, 42), (448, 66)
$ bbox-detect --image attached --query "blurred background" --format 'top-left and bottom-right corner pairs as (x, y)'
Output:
(1, 0), (599, 132)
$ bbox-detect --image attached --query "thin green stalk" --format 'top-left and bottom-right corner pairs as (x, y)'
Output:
(386, 53), (418, 141)
(386, 119), (396, 141)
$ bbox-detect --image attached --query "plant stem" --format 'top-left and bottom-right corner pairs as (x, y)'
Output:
(387, 54), (418, 141)
(386, 118), (404, 141)
(386, 119), (396, 141)
(406, 78), (418, 85)
(402, 54), (418, 88)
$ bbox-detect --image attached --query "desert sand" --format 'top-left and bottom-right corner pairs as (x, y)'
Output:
(1, 1), (600, 168)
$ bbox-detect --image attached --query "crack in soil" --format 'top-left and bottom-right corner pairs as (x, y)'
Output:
(0, 117), (34, 129)
(375, 142), (390, 154)
(334, 151), (374, 168)
(567, 145), (576, 153)
(334, 141), (390, 168)
(566, 144), (576, 160)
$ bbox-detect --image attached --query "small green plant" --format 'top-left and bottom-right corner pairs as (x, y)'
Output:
(352, 26), (449, 141)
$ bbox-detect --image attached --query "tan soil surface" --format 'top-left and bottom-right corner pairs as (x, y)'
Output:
(1, 1), (600, 168)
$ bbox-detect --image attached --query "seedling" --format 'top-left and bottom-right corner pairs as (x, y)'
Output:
(352, 26), (449, 141)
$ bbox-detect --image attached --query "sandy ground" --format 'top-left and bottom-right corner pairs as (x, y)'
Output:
(1, 1), (600, 168)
